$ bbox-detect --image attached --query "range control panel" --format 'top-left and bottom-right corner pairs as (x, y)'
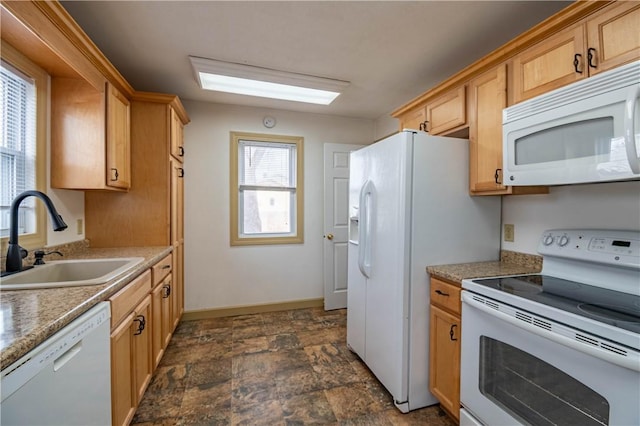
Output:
(538, 229), (640, 268)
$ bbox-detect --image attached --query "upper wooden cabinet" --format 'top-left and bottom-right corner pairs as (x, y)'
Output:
(106, 84), (131, 189)
(512, 1), (640, 103)
(586, 1), (640, 75)
(397, 105), (427, 132)
(51, 80), (131, 190)
(512, 25), (585, 103)
(469, 65), (508, 194)
(170, 108), (185, 162)
(425, 85), (466, 135)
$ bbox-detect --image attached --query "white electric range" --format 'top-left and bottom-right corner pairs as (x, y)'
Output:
(459, 229), (640, 426)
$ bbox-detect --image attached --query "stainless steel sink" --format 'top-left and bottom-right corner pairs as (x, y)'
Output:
(0, 257), (145, 290)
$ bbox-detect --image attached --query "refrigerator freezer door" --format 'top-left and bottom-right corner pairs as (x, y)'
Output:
(359, 132), (412, 405)
(347, 148), (367, 359)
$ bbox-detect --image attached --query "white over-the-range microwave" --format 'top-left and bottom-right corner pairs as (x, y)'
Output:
(503, 60), (640, 186)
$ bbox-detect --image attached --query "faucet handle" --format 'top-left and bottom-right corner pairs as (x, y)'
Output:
(33, 250), (63, 265)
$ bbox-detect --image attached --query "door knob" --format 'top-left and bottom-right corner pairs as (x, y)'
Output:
(326, 233), (334, 240)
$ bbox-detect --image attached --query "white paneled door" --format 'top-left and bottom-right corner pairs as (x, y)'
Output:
(323, 143), (364, 310)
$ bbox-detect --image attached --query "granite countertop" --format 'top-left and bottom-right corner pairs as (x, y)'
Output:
(427, 250), (543, 284)
(0, 245), (172, 371)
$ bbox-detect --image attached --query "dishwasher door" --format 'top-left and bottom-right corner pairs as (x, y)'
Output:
(1, 301), (112, 426)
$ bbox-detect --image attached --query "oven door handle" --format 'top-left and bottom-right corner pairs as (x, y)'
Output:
(462, 292), (640, 372)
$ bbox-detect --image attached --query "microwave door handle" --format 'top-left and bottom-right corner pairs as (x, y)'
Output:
(624, 84), (640, 174)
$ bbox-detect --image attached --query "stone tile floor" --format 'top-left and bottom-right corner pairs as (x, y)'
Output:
(132, 307), (456, 425)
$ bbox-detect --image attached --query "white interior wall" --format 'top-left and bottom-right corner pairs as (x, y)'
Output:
(374, 113), (399, 140)
(502, 180), (640, 254)
(182, 101), (374, 311)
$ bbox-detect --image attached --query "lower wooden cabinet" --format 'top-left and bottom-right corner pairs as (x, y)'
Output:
(110, 269), (152, 426)
(110, 311), (136, 426)
(110, 254), (181, 426)
(429, 277), (461, 421)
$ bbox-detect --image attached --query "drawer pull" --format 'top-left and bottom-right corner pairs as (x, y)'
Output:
(573, 53), (583, 74)
(133, 315), (146, 335)
(162, 264), (171, 270)
(435, 289), (449, 297)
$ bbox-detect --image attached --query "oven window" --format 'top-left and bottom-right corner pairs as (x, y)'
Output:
(479, 336), (609, 425)
(514, 117), (614, 165)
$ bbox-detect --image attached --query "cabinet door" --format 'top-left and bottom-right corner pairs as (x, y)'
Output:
(469, 64), (508, 194)
(586, 2), (640, 75)
(170, 108), (185, 162)
(429, 305), (461, 421)
(111, 312), (136, 426)
(161, 275), (174, 348)
(151, 282), (165, 368)
(106, 83), (131, 189)
(132, 295), (152, 404)
(173, 243), (184, 327)
(426, 86), (466, 135)
(171, 159), (185, 326)
(512, 25), (586, 103)
(398, 106), (427, 132)
(171, 159), (184, 244)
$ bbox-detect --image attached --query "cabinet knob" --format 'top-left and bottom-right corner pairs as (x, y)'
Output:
(178, 146), (185, 157)
(110, 168), (119, 181)
(587, 48), (597, 69)
(178, 168), (185, 178)
(133, 315), (146, 335)
(449, 324), (458, 341)
(494, 168), (502, 185)
(163, 284), (171, 298)
(573, 53), (583, 74)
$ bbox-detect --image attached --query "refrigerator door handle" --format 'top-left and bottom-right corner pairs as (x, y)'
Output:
(358, 180), (374, 278)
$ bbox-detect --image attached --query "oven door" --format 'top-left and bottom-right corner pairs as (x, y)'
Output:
(460, 291), (640, 426)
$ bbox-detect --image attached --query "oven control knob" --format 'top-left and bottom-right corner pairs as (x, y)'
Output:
(558, 235), (570, 247)
(543, 234), (554, 246)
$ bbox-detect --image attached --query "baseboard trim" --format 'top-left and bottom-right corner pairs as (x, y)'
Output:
(182, 298), (325, 320)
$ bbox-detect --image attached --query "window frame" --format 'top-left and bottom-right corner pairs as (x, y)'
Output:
(0, 41), (47, 253)
(230, 131), (304, 246)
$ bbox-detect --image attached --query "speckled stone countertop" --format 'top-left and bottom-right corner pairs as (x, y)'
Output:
(1, 245), (172, 371)
(427, 250), (543, 284)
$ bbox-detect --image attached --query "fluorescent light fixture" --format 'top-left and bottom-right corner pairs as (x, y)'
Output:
(189, 56), (349, 105)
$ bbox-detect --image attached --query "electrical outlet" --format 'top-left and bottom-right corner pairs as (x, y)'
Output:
(77, 219), (83, 235)
(504, 224), (514, 242)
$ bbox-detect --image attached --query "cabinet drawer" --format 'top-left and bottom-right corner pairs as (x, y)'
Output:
(110, 270), (152, 328)
(152, 253), (173, 286)
(430, 278), (461, 315)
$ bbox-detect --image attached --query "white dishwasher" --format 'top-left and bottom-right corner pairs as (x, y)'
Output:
(1, 301), (112, 426)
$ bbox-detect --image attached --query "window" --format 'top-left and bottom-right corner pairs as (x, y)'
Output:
(230, 132), (304, 245)
(0, 42), (47, 250)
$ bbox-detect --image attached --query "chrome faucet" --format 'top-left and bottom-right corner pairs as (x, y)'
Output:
(4, 190), (68, 274)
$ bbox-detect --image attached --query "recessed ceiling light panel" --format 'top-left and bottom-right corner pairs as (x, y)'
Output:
(189, 56), (349, 105)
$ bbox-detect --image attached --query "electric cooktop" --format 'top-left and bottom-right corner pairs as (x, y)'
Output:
(470, 274), (640, 334)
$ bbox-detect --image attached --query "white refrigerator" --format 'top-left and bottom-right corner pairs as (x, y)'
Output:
(347, 130), (500, 412)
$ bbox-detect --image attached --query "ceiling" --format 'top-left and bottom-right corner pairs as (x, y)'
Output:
(61, 1), (571, 120)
